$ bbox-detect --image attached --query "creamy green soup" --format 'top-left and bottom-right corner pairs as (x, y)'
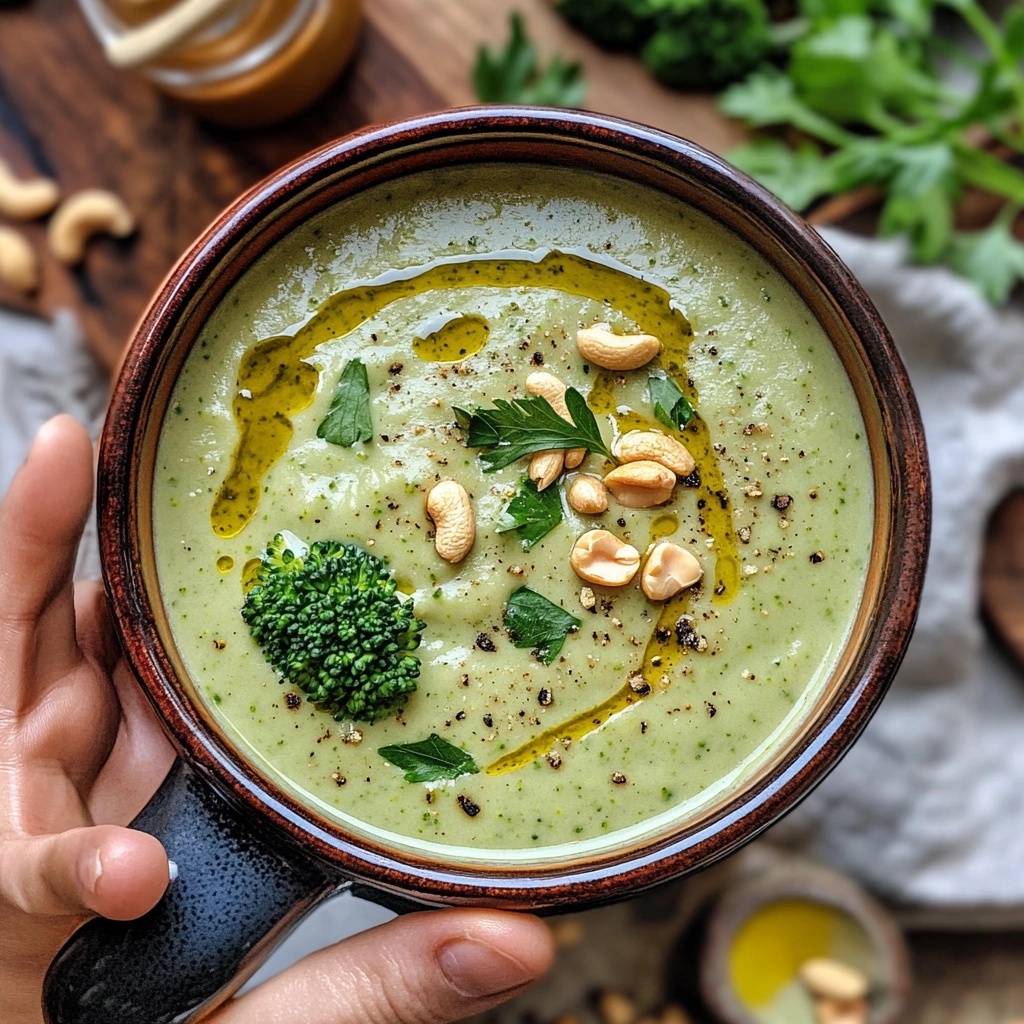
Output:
(152, 164), (873, 863)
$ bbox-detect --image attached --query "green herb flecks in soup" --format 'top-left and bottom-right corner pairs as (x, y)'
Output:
(153, 165), (873, 860)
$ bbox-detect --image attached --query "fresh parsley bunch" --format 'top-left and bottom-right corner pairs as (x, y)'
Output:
(721, 0), (1024, 302)
(474, 12), (587, 108)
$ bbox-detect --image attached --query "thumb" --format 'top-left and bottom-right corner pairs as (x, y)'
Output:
(0, 825), (170, 920)
(213, 908), (555, 1024)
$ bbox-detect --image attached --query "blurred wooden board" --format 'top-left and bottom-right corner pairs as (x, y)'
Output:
(0, 0), (743, 370)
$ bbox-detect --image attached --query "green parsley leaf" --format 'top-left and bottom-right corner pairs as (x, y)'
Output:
(648, 373), (695, 431)
(378, 734), (480, 783)
(879, 184), (954, 264)
(455, 388), (612, 472)
(719, 68), (852, 148)
(473, 13), (587, 108)
(727, 139), (837, 212)
(495, 478), (564, 549)
(946, 207), (1024, 304)
(504, 586), (581, 665)
(317, 358), (373, 447)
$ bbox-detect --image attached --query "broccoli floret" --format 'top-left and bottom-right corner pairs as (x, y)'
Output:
(241, 535), (426, 723)
(556, 0), (659, 50)
(641, 0), (771, 90)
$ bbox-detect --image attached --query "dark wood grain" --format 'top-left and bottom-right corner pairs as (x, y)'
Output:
(0, 0), (448, 368)
(0, 0), (741, 370)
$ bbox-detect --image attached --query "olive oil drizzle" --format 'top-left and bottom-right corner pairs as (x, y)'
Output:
(485, 679), (644, 776)
(412, 313), (490, 362)
(485, 588), (696, 775)
(211, 250), (693, 538)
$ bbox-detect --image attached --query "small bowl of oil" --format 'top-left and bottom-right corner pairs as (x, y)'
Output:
(696, 858), (911, 1024)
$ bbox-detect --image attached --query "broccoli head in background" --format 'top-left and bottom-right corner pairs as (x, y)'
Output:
(241, 535), (426, 723)
(555, 0), (659, 50)
(642, 0), (771, 89)
(556, 0), (770, 90)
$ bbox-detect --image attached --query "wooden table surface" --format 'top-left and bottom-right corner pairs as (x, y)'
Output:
(0, 0), (742, 370)
(2, 3), (1024, 1022)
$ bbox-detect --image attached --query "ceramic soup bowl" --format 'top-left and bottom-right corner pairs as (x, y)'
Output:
(44, 108), (929, 1024)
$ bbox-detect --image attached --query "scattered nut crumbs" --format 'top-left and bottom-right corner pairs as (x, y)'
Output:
(611, 771), (627, 784)
(810, 550), (826, 563)
(579, 586), (596, 610)
(285, 692), (302, 710)
(737, 526), (752, 544)
(628, 671), (652, 696)
(546, 752), (563, 769)
(771, 493), (793, 511)
(475, 632), (497, 652)
(331, 773), (346, 786)
(538, 688), (554, 706)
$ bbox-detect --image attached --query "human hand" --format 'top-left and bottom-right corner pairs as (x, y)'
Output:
(1, 416), (554, 1024)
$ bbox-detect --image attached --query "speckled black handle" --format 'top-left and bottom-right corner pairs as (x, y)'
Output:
(43, 758), (342, 1024)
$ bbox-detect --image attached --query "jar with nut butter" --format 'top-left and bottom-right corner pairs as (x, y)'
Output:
(77, 0), (362, 128)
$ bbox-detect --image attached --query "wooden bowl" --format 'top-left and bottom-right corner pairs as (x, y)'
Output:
(46, 108), (929, 1024)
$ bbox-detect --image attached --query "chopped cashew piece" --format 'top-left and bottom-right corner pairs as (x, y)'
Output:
(596, 990), (637, 1024)
(528, 448), (564, 491)
(526, 369), (585, 467)
(425, 480), (475, 564)
(0, 160), (60, 221)
(47, 189), (136, 265)
(798, 958), (870, 1002)
(0, 227), (39, 294)
(570, 529), (640, 587)
(576, 322), (660, 370)
(813, 996), (869, 1024)
(641, 542), (703, 601)
(567, 474), (609, 514)
(614, 430), (696, 476)
(603, 460), (676, 508)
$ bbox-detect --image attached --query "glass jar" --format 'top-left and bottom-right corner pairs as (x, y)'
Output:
(77, 0), (362, 128)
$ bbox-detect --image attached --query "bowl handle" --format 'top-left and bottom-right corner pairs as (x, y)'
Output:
(42, 757), (342, 1024)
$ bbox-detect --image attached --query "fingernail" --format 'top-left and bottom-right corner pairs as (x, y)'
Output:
(168, 860), (179, 883)
(79, 848), (103, 895)
(438, 938), (536, 998)
(33, 416), (64, 450)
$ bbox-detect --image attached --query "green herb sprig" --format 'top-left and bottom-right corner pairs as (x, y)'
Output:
(317, 358), (373, 447)
(717, 0), (1024, 302)
(648, 372), (695, 431)
(504, 586), (581, 664)
(473, 12), (587, 108)
(455, 389), (612, 472)
(378, 734), (480, 783)
(495, 478), (565, 549)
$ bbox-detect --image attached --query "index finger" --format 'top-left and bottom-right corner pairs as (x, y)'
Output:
(0, 416), (94, 687)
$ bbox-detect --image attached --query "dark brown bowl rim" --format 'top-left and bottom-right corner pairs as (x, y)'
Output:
(99, 106), (930, 911)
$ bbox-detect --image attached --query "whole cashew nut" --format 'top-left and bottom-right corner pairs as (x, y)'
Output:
(576, 322), (661, 371)
(0, 227), (39, 294)
(603, 460), (676, 509)
(426, 479), (475, 564)
(47, 189), (136, 265)
(640, 542), (703, 601)
(567, 474), (609, 515)
(613, 430), (696, 477)
(526, 370), (586, 468)
(0, 160), (60, 221)
(529, 449), (564, 491)
(570, 529), (640, 587)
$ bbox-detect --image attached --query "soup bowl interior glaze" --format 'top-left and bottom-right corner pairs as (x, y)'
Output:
(45, 109), (928, 1024)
